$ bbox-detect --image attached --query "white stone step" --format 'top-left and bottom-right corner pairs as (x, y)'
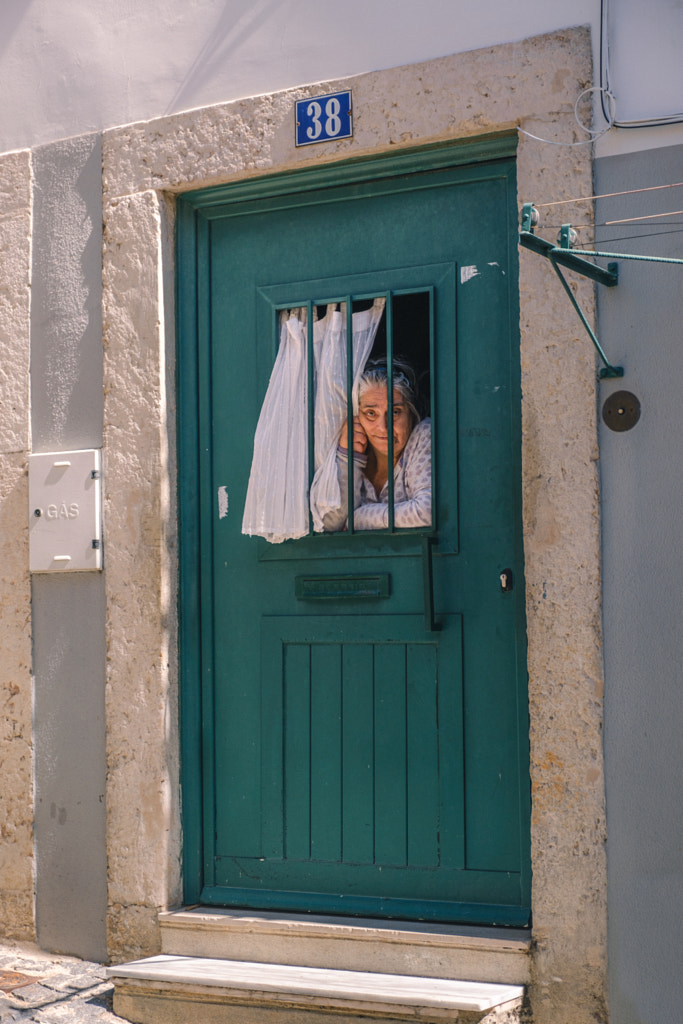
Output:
(159, 908), (531, 984)
(108, 955), (525, 1023)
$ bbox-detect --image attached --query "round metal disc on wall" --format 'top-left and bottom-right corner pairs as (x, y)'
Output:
(602, 390), (641, 432)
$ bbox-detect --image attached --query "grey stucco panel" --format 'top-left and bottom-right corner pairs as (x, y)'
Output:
(33, 573), (108, 961)
(30, 133), (107, 960)
(596, 144), (683, 1024)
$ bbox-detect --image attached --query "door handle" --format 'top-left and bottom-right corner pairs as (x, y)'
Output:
(422, 536), (442, 632)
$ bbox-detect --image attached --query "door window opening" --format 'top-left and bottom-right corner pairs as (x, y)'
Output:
(242, 290), (434, 542)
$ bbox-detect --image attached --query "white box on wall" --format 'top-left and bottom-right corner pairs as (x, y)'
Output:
(29, 449), (103, 572)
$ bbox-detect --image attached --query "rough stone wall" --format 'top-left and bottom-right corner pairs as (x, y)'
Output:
(101, 26), (607, 1023)
(102, 189), (180, 960)
(517, 198), (608, 1022)
(0, 149), (34, 940)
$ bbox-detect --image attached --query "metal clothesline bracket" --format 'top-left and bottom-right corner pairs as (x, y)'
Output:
(519, 203), (623, 379)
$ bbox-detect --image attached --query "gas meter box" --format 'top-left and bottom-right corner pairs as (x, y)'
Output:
(29, 449), (103, 572)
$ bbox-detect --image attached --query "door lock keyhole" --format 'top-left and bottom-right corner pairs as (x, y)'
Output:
(500, 569), (514, 593)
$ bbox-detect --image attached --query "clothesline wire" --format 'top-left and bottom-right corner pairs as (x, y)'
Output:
(525, 226), (683, 246)
(594, 227), (683, 244)
(539, 220), (683, 230)
(539, 212), (683, 227)
(606, 209), (683, 225)
(534, 181), (683, 208)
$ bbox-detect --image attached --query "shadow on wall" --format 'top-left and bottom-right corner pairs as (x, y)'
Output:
(166, 0), (286, 116)
(0, 0), (35, 58)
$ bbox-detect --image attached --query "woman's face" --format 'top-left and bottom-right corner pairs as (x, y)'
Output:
(358, 385), (413, 461)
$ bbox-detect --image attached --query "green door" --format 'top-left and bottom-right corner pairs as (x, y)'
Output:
(178, 140), (530, 926)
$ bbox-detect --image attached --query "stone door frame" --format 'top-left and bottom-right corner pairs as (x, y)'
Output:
(100, 26), (606, 1021)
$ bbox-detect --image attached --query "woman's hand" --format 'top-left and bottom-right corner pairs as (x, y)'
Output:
(339, 417), (368, 454)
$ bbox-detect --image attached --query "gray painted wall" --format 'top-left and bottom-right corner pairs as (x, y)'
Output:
(596, 144), (683, 1024)
(31, 134), (107, 960)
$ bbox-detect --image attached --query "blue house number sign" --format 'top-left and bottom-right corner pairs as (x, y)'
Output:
(295, 91), (353, 147)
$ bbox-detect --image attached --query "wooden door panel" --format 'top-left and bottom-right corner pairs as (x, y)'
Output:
(254, 616), (462, 880)
(178, 145), (530, 925)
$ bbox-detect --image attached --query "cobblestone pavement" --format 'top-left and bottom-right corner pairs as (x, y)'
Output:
(0, 943), (127, 1024)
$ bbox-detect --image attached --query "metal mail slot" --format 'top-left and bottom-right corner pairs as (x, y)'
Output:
(295, 573), (391, 600)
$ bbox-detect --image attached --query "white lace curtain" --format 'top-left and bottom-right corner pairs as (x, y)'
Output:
(242, 298), (385, 543)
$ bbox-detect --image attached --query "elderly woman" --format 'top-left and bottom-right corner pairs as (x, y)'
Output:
(323, 359), (432, 532)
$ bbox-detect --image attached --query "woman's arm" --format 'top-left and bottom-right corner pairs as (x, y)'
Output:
(321, 446), (368, 532)
(321, 417), (369, 532)
(353, 489), (431, 529)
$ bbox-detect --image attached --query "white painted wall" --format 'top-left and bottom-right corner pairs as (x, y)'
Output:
(608, 2), (683, 123)
(0, 0), (601, 153)
(3, 1), (682, 159)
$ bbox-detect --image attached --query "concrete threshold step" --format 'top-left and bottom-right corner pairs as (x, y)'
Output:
(159, 908), (531, 984)
(108, 955), (525, 1024)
